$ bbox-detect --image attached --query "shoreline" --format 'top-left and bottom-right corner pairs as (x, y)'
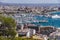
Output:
(45, 11), (60, 14)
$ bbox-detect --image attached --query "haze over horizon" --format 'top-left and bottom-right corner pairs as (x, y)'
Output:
(0, 0), (60, 4)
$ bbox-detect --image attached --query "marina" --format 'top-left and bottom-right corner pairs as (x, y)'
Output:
(11, 11), (60, 28)
(0, 0), (60, 40)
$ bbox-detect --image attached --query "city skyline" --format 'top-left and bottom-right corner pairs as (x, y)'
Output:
(0, 0), (60, 4)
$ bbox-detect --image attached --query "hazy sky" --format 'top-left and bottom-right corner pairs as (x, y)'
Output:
(0, 0), (60, 4)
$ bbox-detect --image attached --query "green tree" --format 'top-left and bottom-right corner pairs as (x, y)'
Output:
(54, 38), (56, 40)
(0, 14), (17, 39)
(48, 38), (50, 40)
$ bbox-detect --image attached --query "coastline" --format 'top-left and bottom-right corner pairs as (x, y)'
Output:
(45, 11), (60, 14)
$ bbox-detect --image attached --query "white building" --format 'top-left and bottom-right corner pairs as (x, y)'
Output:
(17, 29), (36, 38)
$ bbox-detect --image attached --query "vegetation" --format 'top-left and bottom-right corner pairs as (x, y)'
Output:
(48, 38), (57, 40)
(0, 37), (41, 40)
(0, 14), (16, 40)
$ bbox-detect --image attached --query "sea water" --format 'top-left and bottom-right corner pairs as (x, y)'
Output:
(31, 12), (60, 28)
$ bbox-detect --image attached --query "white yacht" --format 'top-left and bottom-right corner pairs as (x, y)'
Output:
(52, 15), (60, 18)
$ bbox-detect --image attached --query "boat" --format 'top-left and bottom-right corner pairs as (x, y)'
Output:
(39, 20), (48, 23)
(32, 20), (48, 23)
(52, 15), (60, 18)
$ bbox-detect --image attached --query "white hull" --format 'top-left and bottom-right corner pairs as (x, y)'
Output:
(52, 15), (60, 18)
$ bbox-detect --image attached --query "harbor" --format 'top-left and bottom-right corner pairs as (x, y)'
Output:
(11, 11), (60, 28)
(0, 2), (60, 40)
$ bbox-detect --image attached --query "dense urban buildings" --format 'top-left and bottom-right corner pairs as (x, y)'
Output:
(0, 5), (60, 40)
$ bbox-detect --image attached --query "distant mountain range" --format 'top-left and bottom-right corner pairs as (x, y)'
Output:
(0, 2), (60, 7)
